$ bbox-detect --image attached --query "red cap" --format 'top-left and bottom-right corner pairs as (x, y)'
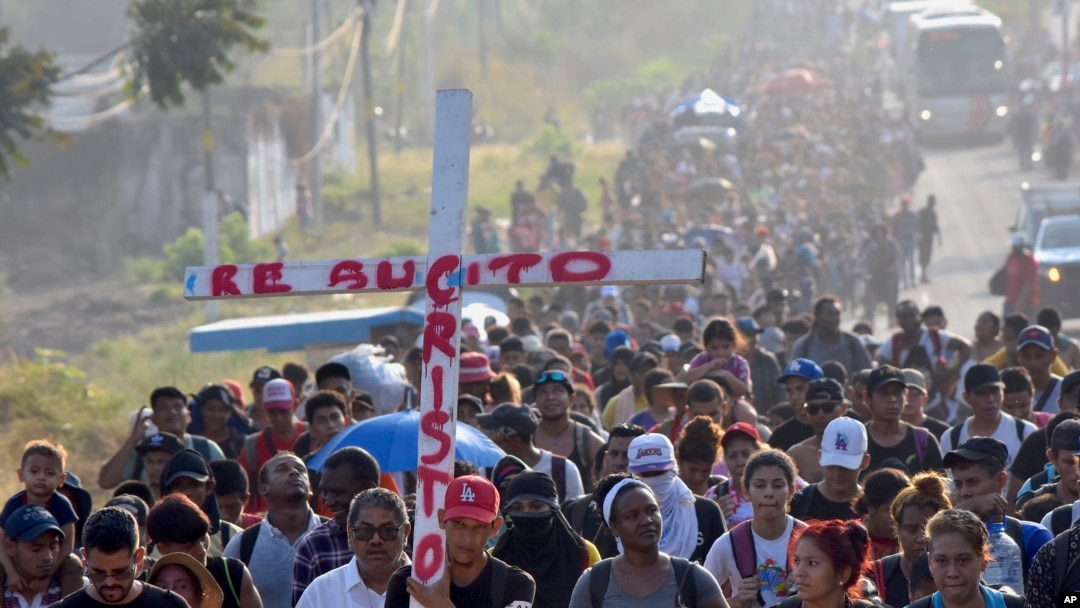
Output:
(444, 475), (500, 523)
(721, 422), (761, 448)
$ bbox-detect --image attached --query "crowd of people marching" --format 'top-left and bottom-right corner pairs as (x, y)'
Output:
(8, 2), (1077, 608)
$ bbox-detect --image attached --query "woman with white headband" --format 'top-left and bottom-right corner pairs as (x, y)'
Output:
(568, 473), (726, 607)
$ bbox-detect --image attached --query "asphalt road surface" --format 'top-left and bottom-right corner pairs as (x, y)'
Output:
(878, 139), (1028, 336)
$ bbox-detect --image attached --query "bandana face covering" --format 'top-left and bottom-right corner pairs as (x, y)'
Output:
(507, 511), (555, 540)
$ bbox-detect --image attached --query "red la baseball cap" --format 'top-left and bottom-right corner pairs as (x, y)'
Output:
(721, 422), (761, 448)
(444, 475), (500, 523)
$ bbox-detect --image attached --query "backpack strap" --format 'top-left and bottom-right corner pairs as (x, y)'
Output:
(262, 427), (277, 456)
(928, 328), (943, 358)
(913, 426), (928, 466)
(908, 595), (934, 608)
(1014, 417), (1027, 443)
(221, 557), (242, 605)
(1034, 378), (1059, 412)
(489, 557), (508, 608)
(786, 519), (808, 574)
(720, 521), (758, 602)
(239, 522), (260, 566)
(1002, 593), (1026, 608)
(243, 434), (259, 476)
(949, 424), (963, 453)
(873, 560), (886, 605)
(589, 559), (613, 608)
(670, 557), (697, 608)
(575, 425), (593, 488)
(567, 498), (589, 535)
(889, 332), (905, 367)
(1053, 505), (1073, 535)
(551, 455), (568, 503)
(191, 436), (212, 461)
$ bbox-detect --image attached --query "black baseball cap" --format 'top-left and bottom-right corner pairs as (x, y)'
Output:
(964, 364), (1004, 394)
(1062, 370), (1080, 396)
(943, 437), (1008, 469)
(105, 495), (149, 528)
(805, 378), (845, 403)
(134, 432), (185, 457)
(475, 403), (538, 437)
(161, 449), (212, 495)
(867, 365), (906, 395)
(251, 366), (282, 384)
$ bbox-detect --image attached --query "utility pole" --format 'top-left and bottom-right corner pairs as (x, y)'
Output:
(311, 0), (324, 233)
(201, 91), (219, 321)
(394, 10), (408, 156)
(1065, 0), (1071, 118)
(423, 0), (436, 142)
(360, 4), (382, 227)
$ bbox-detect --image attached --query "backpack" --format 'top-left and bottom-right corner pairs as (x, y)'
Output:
(872, 555), (901, 607)
(1054, 526), (1080, 594)
(948, 418), (1026, 457)
(243, 429), (278, 475)
(912, 426), (930, 466)
(237, 516), (329, 566)
(1050, 504), (1079, 536)
(890, 329), (943, 400)
(908, 589), (1024, 608)
(588, 556), (697, 607)
(720, 518), (808, 606)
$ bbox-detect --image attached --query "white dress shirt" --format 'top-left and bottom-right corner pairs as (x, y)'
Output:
(295, 554), (412, 608)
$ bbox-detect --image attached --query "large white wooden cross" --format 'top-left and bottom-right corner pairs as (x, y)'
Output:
(183, 90), (705, 591)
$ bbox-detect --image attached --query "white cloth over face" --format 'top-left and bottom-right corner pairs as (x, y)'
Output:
(640, 470), (698, 559)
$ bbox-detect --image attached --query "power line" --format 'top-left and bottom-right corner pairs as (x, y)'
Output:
(272, 7), (362, 57)
(290, 18), (363, 164)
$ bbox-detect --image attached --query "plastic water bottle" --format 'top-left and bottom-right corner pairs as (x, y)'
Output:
(983, 521), (1024, 595)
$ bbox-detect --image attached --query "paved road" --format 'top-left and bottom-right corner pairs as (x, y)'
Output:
(871, 139), (1034, 336)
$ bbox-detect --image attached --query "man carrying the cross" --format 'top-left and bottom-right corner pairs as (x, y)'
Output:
(384, 476), (535, 608)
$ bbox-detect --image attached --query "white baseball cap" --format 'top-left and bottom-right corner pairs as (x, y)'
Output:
(660, 334), (682, 352)
(819, 417), (867, 470)
(628, 434), (676, 474)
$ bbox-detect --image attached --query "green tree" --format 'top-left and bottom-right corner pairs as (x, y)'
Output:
(0, 28), (60, 180)
(127, 0), (268, 108)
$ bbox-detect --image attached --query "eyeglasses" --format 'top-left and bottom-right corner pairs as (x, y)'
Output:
(351, 523), (405, 542)
(803, 401), (838, 416)
(86, 565), (137, 583)
(535, 371), (570, 387)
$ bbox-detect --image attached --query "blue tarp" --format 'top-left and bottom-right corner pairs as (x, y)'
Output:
(188, 306), (425, 353)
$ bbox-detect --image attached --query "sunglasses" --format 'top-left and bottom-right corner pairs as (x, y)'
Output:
(86, 565), (137, 584)
(535, 371), (570, 387)
(351, 523), (404, 542)
(803, 401), (838, 416)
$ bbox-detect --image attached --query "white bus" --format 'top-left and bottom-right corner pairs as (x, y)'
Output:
(883, 0), (972, 89)
(904, 6), (1009, 139)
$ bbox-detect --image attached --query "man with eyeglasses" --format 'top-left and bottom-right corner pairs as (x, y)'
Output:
(296, 488), (410, 608)
(49, 507), (189, 608)
(530, 370), (604, 494)
(292, 447), (381, 606)
(223, 453), (323, 608)
(787, 379), (849, 483)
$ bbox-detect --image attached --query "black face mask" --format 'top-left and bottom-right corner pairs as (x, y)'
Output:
(507, 511), (555, 539)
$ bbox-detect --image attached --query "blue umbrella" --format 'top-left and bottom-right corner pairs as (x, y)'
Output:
(306, 409), (506, 473)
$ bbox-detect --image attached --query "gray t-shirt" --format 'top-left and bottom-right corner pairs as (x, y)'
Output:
(568, 559), (723, 608)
